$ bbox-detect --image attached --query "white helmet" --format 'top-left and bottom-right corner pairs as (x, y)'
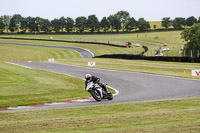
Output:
(85, 74), (91, 80)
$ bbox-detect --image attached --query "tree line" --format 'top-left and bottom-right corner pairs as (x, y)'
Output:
(0, 10), (199, 33)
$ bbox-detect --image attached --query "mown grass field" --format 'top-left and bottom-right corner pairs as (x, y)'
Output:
(0, 30), (184, 56)
(0, 97), (199, 133)
(0, 39), (144, 57)
(0, 42), (81, 62)
(0, 62), (89, 108)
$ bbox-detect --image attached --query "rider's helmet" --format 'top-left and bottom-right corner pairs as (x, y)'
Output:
(85, 74), (92, 80)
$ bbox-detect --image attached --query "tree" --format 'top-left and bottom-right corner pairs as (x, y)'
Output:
(116, 10), (130, 32)
(35, 17), (43, 32)
(108, 15), (115, 32)
(172, 17), (186, 29)
(39, 19), (51, 33)
(108, 14), (121, 32)
(186, 16), (197, 26)
(162, 17), (172, 29)
(65, 17), (74, 33)
(100, 17), (110, 32)
(125, 17), (137, 32)
(27, 17), (39, 33)
(75, 16), (87, 33)
(87, 15), (99, 33)
(9, 17), (15, 32)
(0, 17), (5, 33)
(51, 18), (60, 33)
(20, 17), (28, 33)
(59, 16), (66, 32)
(137, 18), (150, 31)
(181, 23), (200, 57)
(198, 17), (200, 23)
(113, 14), (121, 32)
(9, 14), (22, 32)
(1, 15), (11, 32)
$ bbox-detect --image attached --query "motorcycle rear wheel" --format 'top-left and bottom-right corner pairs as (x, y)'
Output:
(107, 93), (113, 100)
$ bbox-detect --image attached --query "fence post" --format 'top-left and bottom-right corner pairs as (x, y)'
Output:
(198, 50), (199, 58)
(191, 50), (193, 57)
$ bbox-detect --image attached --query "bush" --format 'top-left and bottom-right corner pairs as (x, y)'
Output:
(181, 23), (200, 57)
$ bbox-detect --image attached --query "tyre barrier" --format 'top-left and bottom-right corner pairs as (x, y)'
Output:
(95, 54), (200, 63)
(0, 37), (124, 48)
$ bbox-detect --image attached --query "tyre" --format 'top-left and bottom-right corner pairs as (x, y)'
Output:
(107, 93), (113, 100)
(90, 90), (102, 101)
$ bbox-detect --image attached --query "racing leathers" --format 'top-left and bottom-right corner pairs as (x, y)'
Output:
(85, 76), (110, 93)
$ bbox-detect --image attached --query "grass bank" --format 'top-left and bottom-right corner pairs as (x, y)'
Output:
(0, 42), (81, 62)
(0, 97), (199, 133)
(0, 62), (89, 108)
(0, 31), (183, 45)
(0, 39), (144, 57)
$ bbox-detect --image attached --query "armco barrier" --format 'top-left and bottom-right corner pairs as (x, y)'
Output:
(0, 37), (124, 48)
(95, 54), (200, 63)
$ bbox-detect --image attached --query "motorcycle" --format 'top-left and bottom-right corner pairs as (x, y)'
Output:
(86, 82), (113, 101)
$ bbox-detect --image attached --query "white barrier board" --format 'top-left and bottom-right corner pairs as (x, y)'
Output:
(192, 70), (200, 76)
(48, 58), (54, 62)
(88, 62), (95, 66)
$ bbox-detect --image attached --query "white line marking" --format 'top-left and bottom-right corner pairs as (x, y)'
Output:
(47, 103), (68, 105)
(16, 106), (34, 109)
(7, 107), (18, 110)
(73, 50), (83, 58)
(5, 62), (32, 69)
(82, 48), (95, 57)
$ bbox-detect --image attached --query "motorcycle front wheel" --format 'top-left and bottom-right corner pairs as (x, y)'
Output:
(90, 90), (102, 101)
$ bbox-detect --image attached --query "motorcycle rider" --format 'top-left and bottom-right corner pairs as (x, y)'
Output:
(85, 74), (110, 94)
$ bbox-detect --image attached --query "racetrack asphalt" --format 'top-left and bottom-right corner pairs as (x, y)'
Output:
(7, 62), (200, 111)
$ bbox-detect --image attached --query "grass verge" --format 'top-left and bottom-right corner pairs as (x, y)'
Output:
(0, 97), (199, 133)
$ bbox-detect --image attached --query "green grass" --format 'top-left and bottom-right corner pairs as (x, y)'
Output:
(0, 30), (184, 56)
(0, 39), (144, 56)
(0, 30), (183, 45)
(0, 43), (81, 62)
(0, 97), (199, 133)
(56, 58), (200, 80)
(0, 62), (89, 108)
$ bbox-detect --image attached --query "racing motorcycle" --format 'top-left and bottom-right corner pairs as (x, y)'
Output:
(86, 82), (113, 101)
